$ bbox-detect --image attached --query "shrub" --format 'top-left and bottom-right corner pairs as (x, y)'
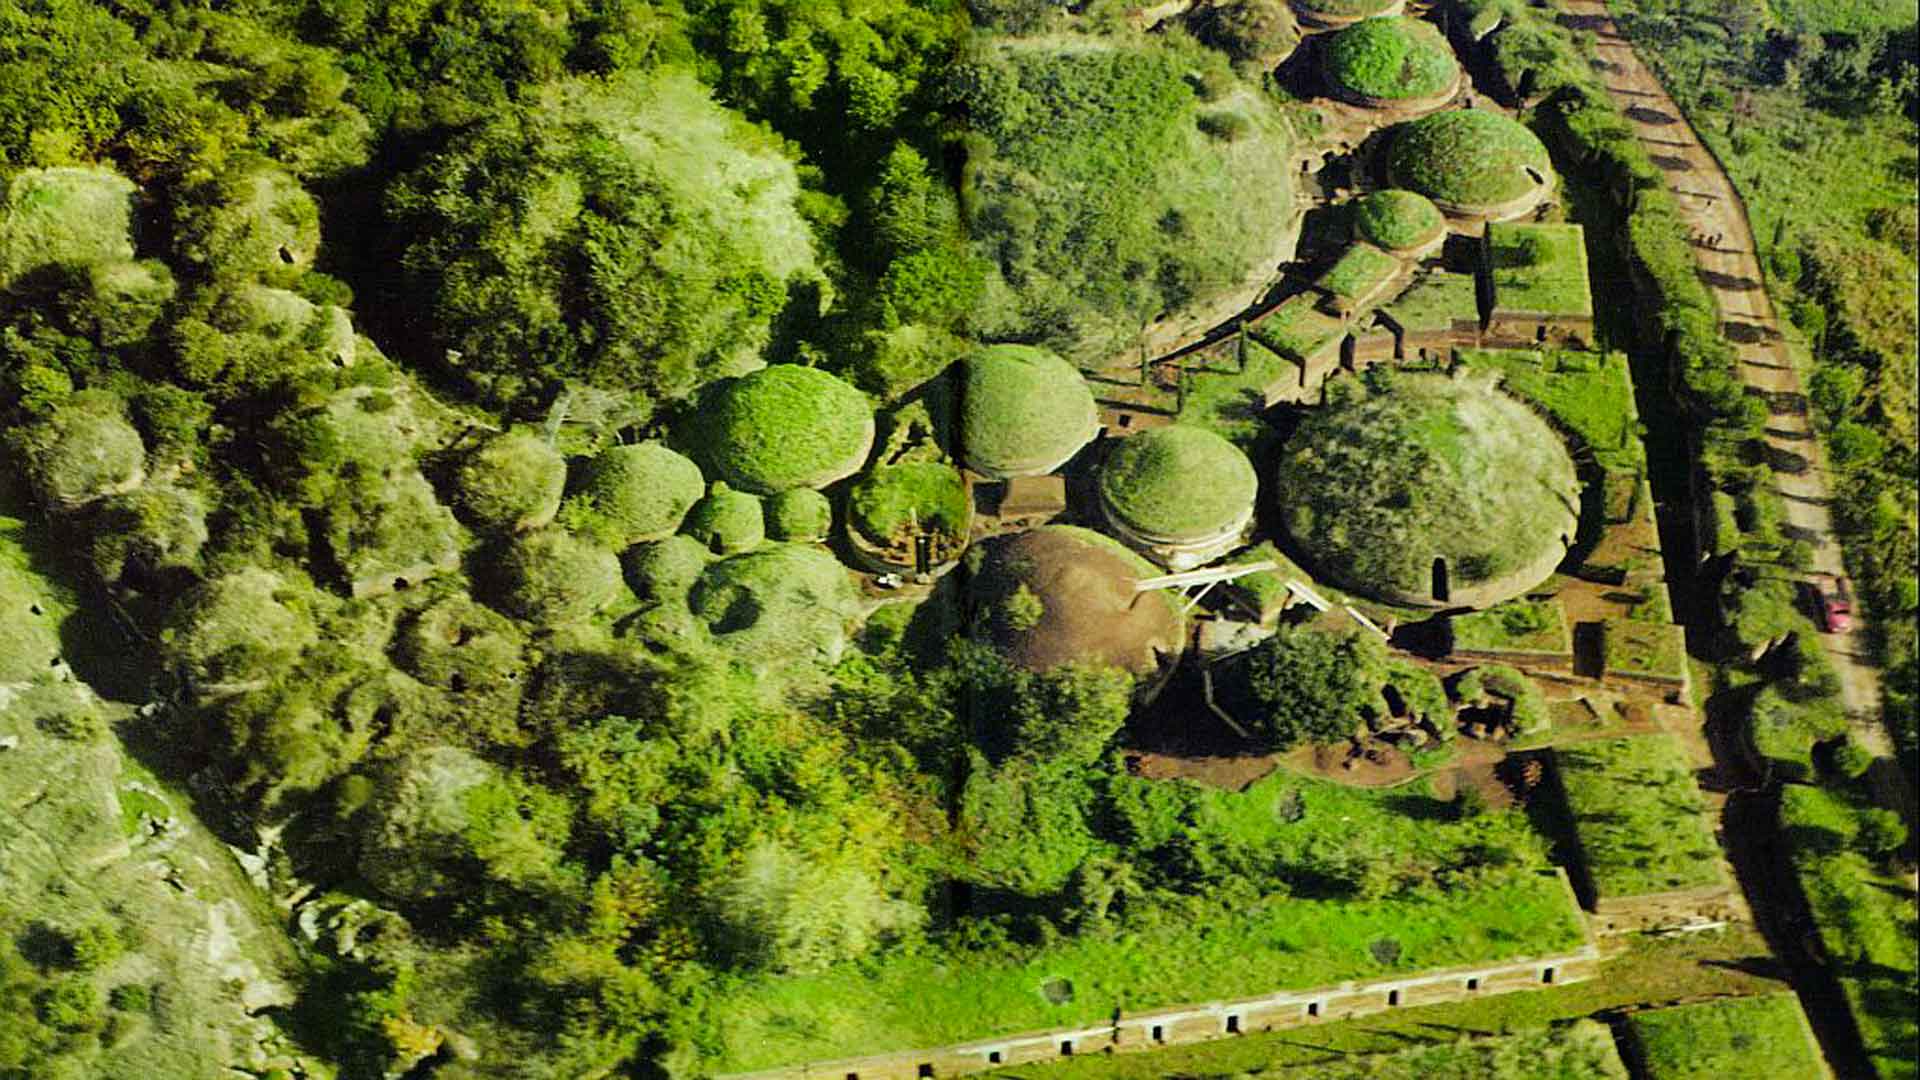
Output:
(453, 430), (567, 533)
(488, 529), (624, 624)
(387, 70), (824, 410)
(1236, 625), (1390, 749)
(576, 441), (705, 544)
(357, 746), (563, 900)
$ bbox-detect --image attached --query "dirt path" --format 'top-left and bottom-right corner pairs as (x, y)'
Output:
(1566, 1), (1909, 813)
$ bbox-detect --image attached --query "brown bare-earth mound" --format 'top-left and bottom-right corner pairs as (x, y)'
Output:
(972, 526), (1185, 677)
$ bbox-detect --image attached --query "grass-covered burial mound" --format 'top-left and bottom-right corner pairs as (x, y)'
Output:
(1098, 425), (1257, 568)
(1351, 189), (1447, 254)
(695, 365), (874, 494)
(1386, 110), (1553, 217)
(1275, 375), (1579, 608)
(1323, 17), (1460, 106)
(848, 459), (971, 569)
(951, 37), (1294, 365)
(954, 345), (1099, 478)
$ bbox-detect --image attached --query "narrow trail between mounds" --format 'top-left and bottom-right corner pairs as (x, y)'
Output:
(1565, 0), (1910, 820)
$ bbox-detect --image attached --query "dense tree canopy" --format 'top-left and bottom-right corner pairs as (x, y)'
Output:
(387, 69), (826, 411)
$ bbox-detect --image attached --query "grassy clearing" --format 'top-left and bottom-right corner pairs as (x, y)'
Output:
(1779, 782), (1920, 1079)
(1552, 735), (1725, 899)
(1381, 270), (1480, 334)
(1456, 348), (1645, 471)
(1623, 992), (1824, 1079)
(1250, 295), (1345, 362)
(1484, 222), (1593, 318)
(1452, 598), (1573, 656)
(994, 927), (1784, 1079)
(1318, 243), (1402, 302)
(1600, 617), (1687, 679)
(701, 771), (1587, 1072)
(702, 872), (1585, 1071)
(1175, 336), (1299, 449)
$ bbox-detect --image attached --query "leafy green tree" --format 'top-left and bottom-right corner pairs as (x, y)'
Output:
(1237, 626), (1389, 749)
(386, 69), (824, 411)
(705, 840), (920, 973)
(356, 746), (568, 901)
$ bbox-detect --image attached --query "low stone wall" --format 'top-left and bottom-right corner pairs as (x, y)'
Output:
(717, 874), (1599, 1080)
(1590, 881), (1743, 935)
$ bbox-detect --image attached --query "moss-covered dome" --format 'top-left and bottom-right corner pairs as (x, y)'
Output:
(1325, 17), (1459, 104)
(689, 544), (861, 667)
(1352, 189), (1447, 253)
(1275, 375), (1579, 608)
(489, 529), (625, 623)
(696, 365), (874, 494)
(1386, 110), (1553, 213)
(764, 487), (832, 543)
(19, 391), (146, 507)
(0, 166), (136, 285)
(683, 483), (765, 555)
(971, 526), (1186, 676)
(1292, 0), (1402, 27)
(1098, 425), (1257, 543)
(580, 441), (705, 544)
(626, 534), (715, 604)
(454, 431), (566, 533)
(956, 345), (1100, 479)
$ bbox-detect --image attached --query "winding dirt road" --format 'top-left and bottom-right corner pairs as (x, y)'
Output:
(1564, 2), (1909, 813)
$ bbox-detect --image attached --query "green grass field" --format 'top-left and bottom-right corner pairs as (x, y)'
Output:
(1175, 337), (1300, 449)
(1601, 617), (1687, 679)
(1552, 735), (1725, 899)
(993, 928), (1784, 1079)
(701, 871), (1586, 1071)
(1623, 992), (1824, 1079)
(700, 771), (1588, 1072)
(1485, 223), (1594, 318)
(1451, 598), (1574, 657)
(1381, 271), (1481, 334)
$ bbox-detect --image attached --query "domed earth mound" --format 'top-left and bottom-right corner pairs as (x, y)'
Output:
(972, 526), (1185, 675)
(954, 345), (1099, 479)
(1324, 17), (1459, 105)
(1386, 110), (1553, 216)
(1351, 189), (1446, 253)
(1098, 424), (1257, 544)
(696, 365), (874, 494)
(1275, 375), (1579, 608)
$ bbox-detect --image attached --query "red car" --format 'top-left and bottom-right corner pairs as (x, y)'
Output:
(1817, 577), (1853, 633)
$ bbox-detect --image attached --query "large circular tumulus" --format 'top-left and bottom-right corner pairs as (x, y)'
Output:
(1275, 375), (1579, 609)
(1385, 110), (1553, 219)
(1097, 425), (1257, 570)
(971, 525), (1186, 678)
(1324, 17), (1461, 108)
(954, 345), (1100, 479)
(695, 365), (875, 494)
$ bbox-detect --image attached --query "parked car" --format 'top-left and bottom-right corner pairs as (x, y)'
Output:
(1816, 577), (1853, 633)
